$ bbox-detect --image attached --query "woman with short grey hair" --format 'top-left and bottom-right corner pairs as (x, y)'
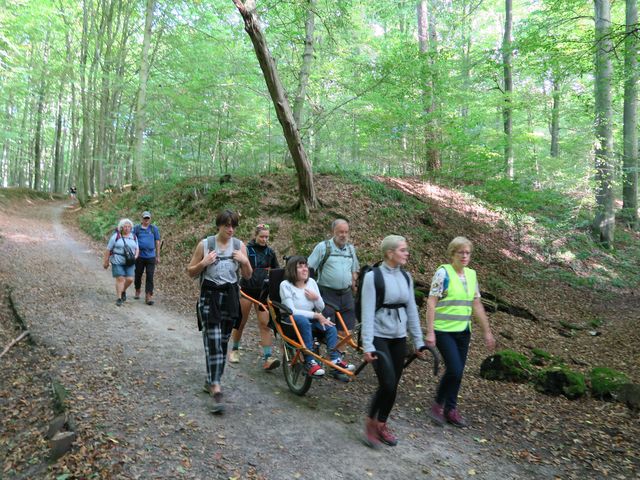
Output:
(360, 235), (426, 448)
(103, 218), (139, 306)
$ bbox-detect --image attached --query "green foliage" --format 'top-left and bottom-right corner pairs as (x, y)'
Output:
(589, 367), (629, 400)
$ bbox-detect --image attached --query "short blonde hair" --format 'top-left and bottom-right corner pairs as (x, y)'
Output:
(117, 218), (133, 231)
(381, 235), (406, 257)
(447, 236), (473, 260)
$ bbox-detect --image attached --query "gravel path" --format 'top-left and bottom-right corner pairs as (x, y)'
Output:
(0, 200), (556, 479)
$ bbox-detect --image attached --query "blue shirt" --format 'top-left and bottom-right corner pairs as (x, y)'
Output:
(134, 224), (160, 259)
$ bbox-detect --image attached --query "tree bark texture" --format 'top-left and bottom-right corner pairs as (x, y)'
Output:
(550, 78), (561, 158)
(623, 0), (639, 227)
(503, 0), (514, 180)
(417, 0), (441, 172)
(232, 0), (318, 217)
(593, 0), (615, 246)
(132, 0), (155, 183)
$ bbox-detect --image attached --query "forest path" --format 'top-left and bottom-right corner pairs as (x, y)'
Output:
(0, 200), (553, 479)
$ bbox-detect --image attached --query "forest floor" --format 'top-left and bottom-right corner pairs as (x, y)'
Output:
(0, 175), (638, 479)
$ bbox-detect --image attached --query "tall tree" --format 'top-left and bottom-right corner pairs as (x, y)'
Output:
(593, 0), (615, 246)
(131, 0), (155, 183)
(232, 0), (318, 217)
(549, 76), (561, 158)
(503, 0), (514, 179)
(622, 0), (638, 228)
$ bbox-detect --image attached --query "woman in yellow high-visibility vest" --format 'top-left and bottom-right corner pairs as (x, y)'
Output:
(425, 237), (496, 427)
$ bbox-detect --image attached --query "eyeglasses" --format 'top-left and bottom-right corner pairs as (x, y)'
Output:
(456, 250), (471, 256)
(256, 223), (270, 230)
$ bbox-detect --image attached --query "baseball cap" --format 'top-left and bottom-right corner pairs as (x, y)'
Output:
(142, 211), (151, 218)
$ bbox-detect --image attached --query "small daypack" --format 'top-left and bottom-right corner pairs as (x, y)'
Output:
(198, 235), (243, 287)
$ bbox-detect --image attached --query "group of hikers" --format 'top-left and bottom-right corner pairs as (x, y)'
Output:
(104, 209), (496, 448)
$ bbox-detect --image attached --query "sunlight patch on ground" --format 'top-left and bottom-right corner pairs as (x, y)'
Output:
(381, 177), (510, 227)
(500, 248), (523, 261)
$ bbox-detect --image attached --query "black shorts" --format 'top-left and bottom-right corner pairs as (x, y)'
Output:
(241, 287), (268, 304)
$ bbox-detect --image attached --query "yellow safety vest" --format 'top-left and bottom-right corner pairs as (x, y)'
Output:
(434, 264), (476, 332)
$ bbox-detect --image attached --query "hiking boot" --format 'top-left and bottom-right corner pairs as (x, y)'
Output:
(145, 294), (154, 305)
(306, 360), (325, 377)
(210, 392), (225, 415)
(377, 422), (398, 446)
(229, 350), (240, 363)
(428, 403), (445, 427)
(121, 291), (126, 302)
(134, 290), (141, 300)
(262, 356), (280, 371)
(362, 417), (381, 449)
(333, 358), (356, 372)
(445, 409), (468, 428)
(115, 298), (124, 307)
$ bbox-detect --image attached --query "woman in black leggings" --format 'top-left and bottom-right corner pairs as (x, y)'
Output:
(360, 235), (427, 448)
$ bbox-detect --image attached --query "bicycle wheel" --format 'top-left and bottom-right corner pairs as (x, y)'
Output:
(282, 341), (312, 396)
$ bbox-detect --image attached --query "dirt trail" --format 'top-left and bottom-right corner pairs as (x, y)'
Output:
(0, 200), (556, 479)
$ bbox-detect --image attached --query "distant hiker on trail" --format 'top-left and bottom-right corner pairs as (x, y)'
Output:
(426, 236), (496, 428)
(279, 256), (355, 380)
(229, 223), (280, 371)
(133, 211), (161, 306)
(103, 219), (139, 307)
(307, 219), (360, 336)
(187, 210), (252, 414)
(69, 185), (77, 199)
(361, 235), (427, 448)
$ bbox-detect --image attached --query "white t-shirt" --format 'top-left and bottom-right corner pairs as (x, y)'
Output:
(279, 278), (324, 319)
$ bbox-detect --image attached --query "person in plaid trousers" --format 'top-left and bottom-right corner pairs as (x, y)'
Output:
(187, 210), (252, 414)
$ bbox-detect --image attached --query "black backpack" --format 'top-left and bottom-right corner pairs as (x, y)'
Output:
(355, 262), (410, 323)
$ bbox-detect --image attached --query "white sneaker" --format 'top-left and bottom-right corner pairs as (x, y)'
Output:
(306, 360), (325, 377)
(333, 358), (356, 372)
(229, 350), (240, 363)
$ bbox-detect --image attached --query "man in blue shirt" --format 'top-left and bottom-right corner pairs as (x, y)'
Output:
(134, 211), (161, 305)
(308, 219), (360, 332)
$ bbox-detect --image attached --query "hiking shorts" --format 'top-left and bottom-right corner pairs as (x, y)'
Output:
(112, 263), (135, 278)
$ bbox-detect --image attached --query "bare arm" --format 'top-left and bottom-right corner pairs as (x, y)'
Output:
(425, 295), (438, 347)
(472, 298), (496, 351)
(233, 243), (253, 280)
(103, 249), (110, 269)
(187, 241), (215, 278)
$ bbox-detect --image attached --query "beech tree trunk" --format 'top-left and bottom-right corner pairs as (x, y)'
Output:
(417, 0), (441, 172)
(503, 0), (514, 179)
(232, 0), (318, 217)
(593, 0), (615, 246)
(550, 77), (561, 158)
(131, 0), (155, 183)
(623, 0), (639, 228)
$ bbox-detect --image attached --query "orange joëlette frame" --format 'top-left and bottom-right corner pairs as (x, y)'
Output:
(240, 289), (356, 378)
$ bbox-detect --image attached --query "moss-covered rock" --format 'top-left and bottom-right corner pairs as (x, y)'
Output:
(589, 367), (629, 400)
(480, 350), (532, 382)
(535, 366), (586, 400)
(414, 289), (426, 308)
(531, 348), (553, 366)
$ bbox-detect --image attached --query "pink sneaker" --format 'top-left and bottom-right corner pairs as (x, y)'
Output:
(377, 422), (398, 446)
(445, 409), (468, 428)
(363, 417), (381, 449)
(428, 403), (445, 427)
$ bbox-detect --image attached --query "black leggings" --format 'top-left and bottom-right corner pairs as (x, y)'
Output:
(368, 336), (407, 423)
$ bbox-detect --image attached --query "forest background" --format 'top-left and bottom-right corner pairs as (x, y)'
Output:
(1, 0), (639, 246)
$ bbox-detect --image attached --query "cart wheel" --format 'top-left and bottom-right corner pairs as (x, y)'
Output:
(282, 342), (312, 396)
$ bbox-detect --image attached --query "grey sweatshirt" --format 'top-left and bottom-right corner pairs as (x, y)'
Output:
(361, 263), (425, 353)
